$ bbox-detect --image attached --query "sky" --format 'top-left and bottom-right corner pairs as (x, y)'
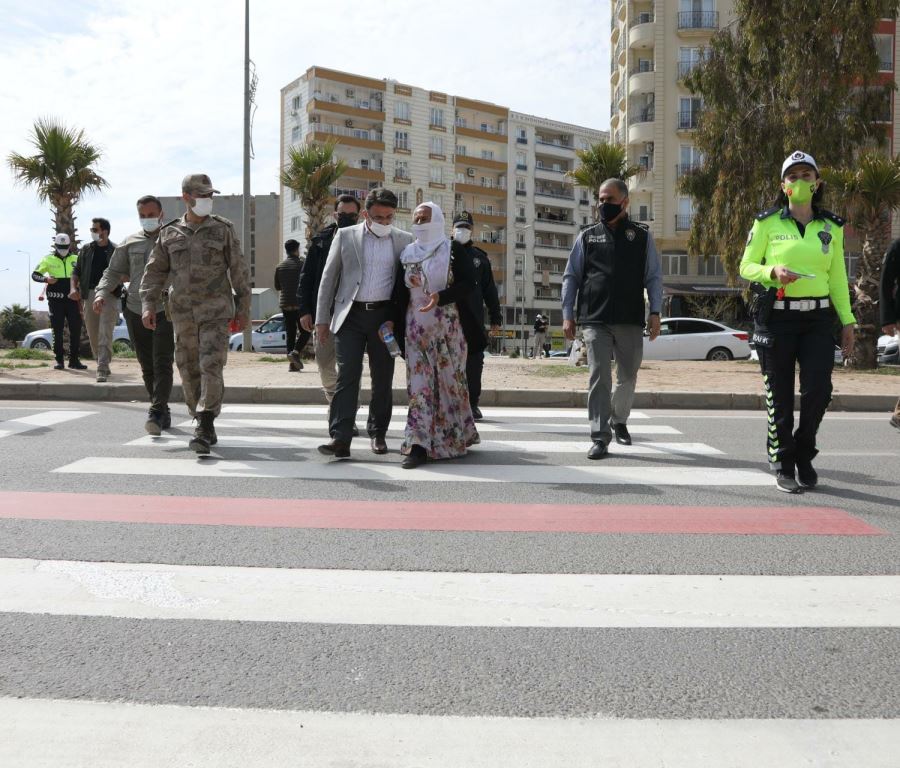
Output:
(0, 0), (610, 312)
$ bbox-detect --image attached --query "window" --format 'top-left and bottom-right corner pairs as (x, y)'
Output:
(481, 149), (495, 160)
(291, 126), (300, 142)
(516, 232), (526, 245)
(638, 205), (650, 222)
(431, 194), (444, 209)
(875, 34), (894, 71)
(456, 144), (467, 156)
(516, 151), (527, 170)
(291, 95), (301, 111)
(395, 160), (409, 179)
(397, 190), (409, 209)
(290, 216), (300, 231)
(517, 127), (527, 140)
(662, 253), (689, 275)
(516, 177), (527, 192)
(697, 256), (724, 276)
(394, 130), (409, 151)
(430, 107), (444, 127)
(430, 135), (444, 155)
(394, 101), (410, 121)
(430, 166), (443, 184)
(291, 190), (298, 202)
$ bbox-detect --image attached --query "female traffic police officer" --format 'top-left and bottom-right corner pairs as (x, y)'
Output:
(740, 151), (856, 494)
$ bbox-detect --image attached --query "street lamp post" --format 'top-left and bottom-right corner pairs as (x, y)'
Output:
(513, 224), (532, 357)
(16, 250), (31, 312)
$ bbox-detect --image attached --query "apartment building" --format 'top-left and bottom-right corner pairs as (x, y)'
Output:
(279, 66), (606, 349)
(610, 1), (900, 304)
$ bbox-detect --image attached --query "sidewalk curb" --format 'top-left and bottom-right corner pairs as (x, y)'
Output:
(0, 380), (893, 411)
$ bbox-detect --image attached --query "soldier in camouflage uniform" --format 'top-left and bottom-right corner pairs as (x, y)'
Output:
(139, 174), (251, 454)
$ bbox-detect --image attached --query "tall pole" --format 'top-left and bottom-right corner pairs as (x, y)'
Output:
(17, 250), (31, 312)
(241, 0), (253, 352)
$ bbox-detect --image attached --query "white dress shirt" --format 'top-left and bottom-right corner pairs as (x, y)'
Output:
(356, 226), (396, 301)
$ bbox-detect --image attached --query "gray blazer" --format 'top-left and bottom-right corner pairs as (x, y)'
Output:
(315, 222), (414, 333)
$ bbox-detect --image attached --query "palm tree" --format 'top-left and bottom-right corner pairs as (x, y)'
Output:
(0, 303), (36, 343)
(7, 118), (107, 244)
(567, 142), (643, 222)
(279, 140), (348, 247)
(823, 151), (900, 368)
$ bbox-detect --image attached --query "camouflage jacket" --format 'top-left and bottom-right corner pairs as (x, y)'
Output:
(96, 229), (164, 315)
(139, 213), (251, 322)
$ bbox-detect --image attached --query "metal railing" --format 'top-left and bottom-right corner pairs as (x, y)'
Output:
(630, 61), (655, 75)
(677, 11), (718, 30)
(675, 214), (695, 231)
(313, 123), (383, 142)
(535, 189), (575, 200)
(677, 60), (700, 78)
(629, 12), (654, 27)
(677, 111), (700, 130)
(534, 242), (572, 250)
(535, 137), (574, 149)
(675, 163), (700, 178)
(629, 106), (655, 124)
(455, 119), (507, 136)
(312, 91), (384, 113)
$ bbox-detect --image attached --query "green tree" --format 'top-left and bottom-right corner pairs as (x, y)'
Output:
(680, 0), (897, 282)
(0, 304), (36, 343)
(822, 151), (900, 368)
(6, 117), (107, 244)
(279, 140), (348, 247)
(567, 142), (642, 222)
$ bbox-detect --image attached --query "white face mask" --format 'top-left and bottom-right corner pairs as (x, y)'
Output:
(452, 227), (472, 244)
(90, 232), (101, 243)
(191, 197), (214, 217)
(367, 219), (392, 237)
(412, 221), (445, 245)
(140, 217), (161, 232)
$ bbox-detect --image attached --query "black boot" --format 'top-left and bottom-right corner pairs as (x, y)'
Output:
(189, 411), (216, 454)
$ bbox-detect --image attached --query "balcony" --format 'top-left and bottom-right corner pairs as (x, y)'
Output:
(629, 105), (655, 124)
(677, 11), (719, 32)
(455, 179), (508, 199)
(675, 213), (695, 231)
(534, 188), (575, 202)
(677, 111), (700, 131)
(308, 123), (384, 150)
(534, 136), (575, 158)
(677, 60), (701, 79)
(308, 95), (385, 122)
(534, 162), (570, 179)
(675, 163), (701, 179)
(454, 119), (508, 144)
(628, 14), (655, 49)
(455, 153), (507, 172)
(343, 164), (385, 183)
(533, 270), (564, 285)
(629, 69), (654, 97)
(331, 185), (370, 202)
(534, 240), (573, 252)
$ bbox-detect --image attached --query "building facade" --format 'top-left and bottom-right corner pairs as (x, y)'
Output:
(610, 1), (900, 306)
(279, 66), (606, 349)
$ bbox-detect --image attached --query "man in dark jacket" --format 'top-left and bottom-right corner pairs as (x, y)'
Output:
(274, 239), (308, 371)
(450, 211), (502, 420)
(880, 241), (900, 428)
(298, 194), (361, 398)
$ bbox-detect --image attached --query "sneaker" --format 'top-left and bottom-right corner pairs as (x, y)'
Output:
(288, 351), (304, 371)
(775, 471), (801, 494)
(96, 373), (108, 383)
(68, 360), (87, 370)
(796, 459), (818, 489)
(472, 405), (483, 421)
(161, 410), (172, 430)
(587, 441), (608, 460)
(145, 410), (163, 436)
(612, 422), (632, 446)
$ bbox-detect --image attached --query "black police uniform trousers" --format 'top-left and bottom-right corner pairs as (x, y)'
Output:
(47, 297), (83, 364)
(465, 333), (487, 408)
(757, 306), (834, 470)
(282, 308), (311, 355)
(124, 307), (175, 414)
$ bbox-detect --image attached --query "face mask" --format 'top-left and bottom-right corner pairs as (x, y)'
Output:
(140, 217), (161, 232)
(453, 227), (472, 244)
(90, 232), (101, 242)
(336, 212), (358, 228)
(55, 246), (69, 255)
(191, 197), (214, 217)
(412, 221), (444, 245)
(599, 201), (623, 222)
(783, 179), (816, 205)
(367, 219), (392, 237)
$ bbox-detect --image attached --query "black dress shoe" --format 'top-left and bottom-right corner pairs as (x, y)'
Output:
(612, 423), (632, 445)
(587, 441), (608, 460)
(352, 424), (360, 437)
(318, 439), (350, 459)
(402, 445), (427, 469)
(53, 363), (64, 370)
(68, 360), (87, 370)
(472, 405), (483, 421)
(796, 458), (818, 489)
(371, 436), (388, 454)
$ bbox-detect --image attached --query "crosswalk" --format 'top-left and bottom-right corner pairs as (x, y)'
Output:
(0, 403), (897, 766)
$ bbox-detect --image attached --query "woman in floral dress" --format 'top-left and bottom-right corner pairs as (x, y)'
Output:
(390, 202), (479, 469)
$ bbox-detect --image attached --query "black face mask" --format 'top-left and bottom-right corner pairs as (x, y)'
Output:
(336, 212), (359, 228)
(599, 201), (623, 222)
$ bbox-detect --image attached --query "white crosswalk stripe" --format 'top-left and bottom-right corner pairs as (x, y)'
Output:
(220, 405), (651, 419)
(0, 409), (95, 438)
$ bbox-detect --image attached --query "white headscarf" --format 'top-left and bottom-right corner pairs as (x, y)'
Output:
(400, 201), (451, 293)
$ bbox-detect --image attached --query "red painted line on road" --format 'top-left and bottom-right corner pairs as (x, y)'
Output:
(0, 492), (885, 535)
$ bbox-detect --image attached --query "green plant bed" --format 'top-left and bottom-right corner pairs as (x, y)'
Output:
(3, 348), (54, 360)
(259, 356), (289, 363)
(530, 365), (588, 378)
(0, 362), (49, 370)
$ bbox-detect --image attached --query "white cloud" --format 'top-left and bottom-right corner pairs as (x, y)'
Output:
(0, 0), (610, 310)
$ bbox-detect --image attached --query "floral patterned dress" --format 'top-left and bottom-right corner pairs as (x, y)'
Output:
(401, 263), (479, 459)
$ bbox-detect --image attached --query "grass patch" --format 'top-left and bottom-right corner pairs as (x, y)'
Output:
(836, 364), (900, 376)
(0, 362), (49, 370)
(3, 348), (54, 360)
(259, 355), (289, 363)
(529, 364), (588, 378)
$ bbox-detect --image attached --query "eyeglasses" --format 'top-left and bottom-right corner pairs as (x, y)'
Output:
(89, 228), (100, 233)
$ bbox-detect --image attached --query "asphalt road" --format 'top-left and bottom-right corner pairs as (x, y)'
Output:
(0, 399), (897, 766)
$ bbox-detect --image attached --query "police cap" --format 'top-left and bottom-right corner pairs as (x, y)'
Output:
(452, 210), (474, 228)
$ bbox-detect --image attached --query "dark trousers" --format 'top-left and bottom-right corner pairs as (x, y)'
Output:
(757, 308), (834, 470)
(282, 308), (311, 355)
(48, 298), (82, 364)
(465, 336), (486, 408)
(125, 307), (175, 413)
(330, 304), (395, 443)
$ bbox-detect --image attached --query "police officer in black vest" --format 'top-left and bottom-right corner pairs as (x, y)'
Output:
(450, 211), (502, 420)
(562, 178), (663, 459)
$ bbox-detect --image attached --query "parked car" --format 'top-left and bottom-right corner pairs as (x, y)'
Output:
(877, 333), (899, 365)
(645, 318), (751, 361)
(21, 314), (132, 352)
(228, 313), (288, 353)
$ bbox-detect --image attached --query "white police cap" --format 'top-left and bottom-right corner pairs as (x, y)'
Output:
(53, 233), (71, 246)
(781, 151), (819, 178)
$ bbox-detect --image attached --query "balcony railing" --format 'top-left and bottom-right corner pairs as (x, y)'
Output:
(677, 111), (700, 130)
(629, 12), (654, 27)
(677, 11), (719, 30)
(535, 163), (568, 174)
(675, 163), (701, 178)
(312, 91), (384, 113)
(455, 119), (507, 136)
(535, 189), (575, 201)
(534, 242), (572, 250)
(677, 60), (701, 78)
(535, 215), (574, 225)
(629, 106), (655, 124)
(630, 61), (655, 75)
(313, 123), (383, 142)
(675, 214), (695, 231)
(535, 137), (574, 149)
(879, 59), (894, 72)
(332, 186), (370, 201)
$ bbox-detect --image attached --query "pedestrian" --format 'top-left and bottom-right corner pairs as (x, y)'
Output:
(94, 195), (175, 435)
(391, 202), (479, 469)
(880, 238), (900, 429)
(70, 217), (118, 382)
(298, 194), (362, 398)
(315, 188), (414, 460)
(32, 233), (86, 371)
(740, 151), (856, 493)
(562, 178), (663, 459)
(531, 314), (548, 358)
(450, 210), (502, 420)
(274, 239), (309, 372)
(139, 174), (252, 455)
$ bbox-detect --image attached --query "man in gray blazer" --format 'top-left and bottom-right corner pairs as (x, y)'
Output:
(315, 188), (414, 459)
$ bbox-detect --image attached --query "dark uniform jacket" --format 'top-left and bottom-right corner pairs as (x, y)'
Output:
(881, 240), (900, 326)
(73, 241), (116, 292)
(452, 240), (502, 350)
(297, 223), (338, 318)
(274, 255), (303, 309)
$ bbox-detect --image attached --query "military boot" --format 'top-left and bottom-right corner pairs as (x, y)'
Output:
(189, 411), (216, 455)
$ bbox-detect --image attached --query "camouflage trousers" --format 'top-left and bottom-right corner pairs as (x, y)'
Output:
(173, 316), (230, 417)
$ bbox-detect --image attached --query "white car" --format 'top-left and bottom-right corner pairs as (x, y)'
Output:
(645, 317), (751, 361)
(22, 314), (133, 351)
(228, 313), (288, 353)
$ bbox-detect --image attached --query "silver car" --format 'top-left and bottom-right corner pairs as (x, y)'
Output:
(22, 314), (133, 351)
(645, 318), (751, 361)
(228, 313), (288, 353)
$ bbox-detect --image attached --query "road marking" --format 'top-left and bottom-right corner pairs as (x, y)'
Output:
(2, 558), (897, 627)
(0, 409), (94, 438)
(0, 492), (881, 535)
(54, 457), (769, 485)
(220, 405), (649, 420)
(179, 418), (680, 435)
(126, 433), (721, 456)
(1, 699), (897, 768)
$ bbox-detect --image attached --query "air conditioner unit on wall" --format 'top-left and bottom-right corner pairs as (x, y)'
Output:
(346, 88), (355, 98)
(645, 142), (654, 153)
(310, 115), (320, 123)
(467, 168), (476, 177)
(345, 119), (354, 128)
(289, 110), (298, 117)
